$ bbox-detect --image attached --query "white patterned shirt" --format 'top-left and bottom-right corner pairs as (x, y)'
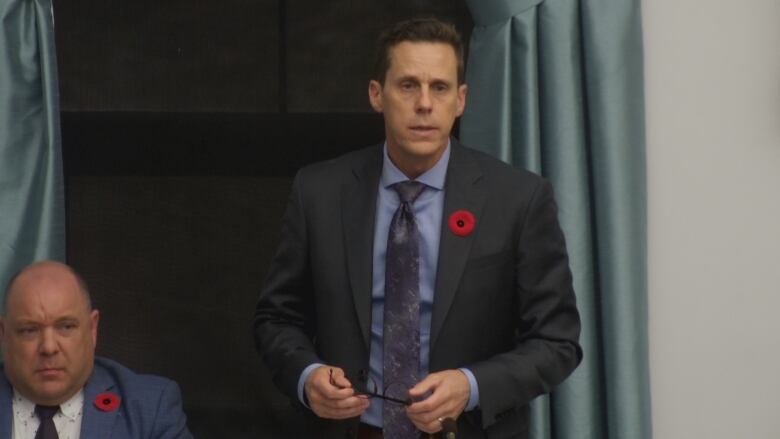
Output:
(11, 389), (84, 439)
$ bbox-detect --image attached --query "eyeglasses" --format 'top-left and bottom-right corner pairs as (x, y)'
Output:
(330, 368), (414, 406)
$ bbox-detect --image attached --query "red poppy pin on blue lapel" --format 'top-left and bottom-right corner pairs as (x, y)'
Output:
(94, 392), (121, 412)
(448, 210), (475, 237)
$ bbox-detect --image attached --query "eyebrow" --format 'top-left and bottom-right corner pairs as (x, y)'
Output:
(395, 75), (420, 83)
(12, 316), (81, 326)
(12, 320), (40, 327)
(398, 72), (452, 81)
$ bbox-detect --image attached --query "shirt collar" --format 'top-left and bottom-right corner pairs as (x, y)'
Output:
(12, 389), (35, 420)
(13, 388), (84, 422)
(381, 140), (450, 190)
(59, 389), (84, 421)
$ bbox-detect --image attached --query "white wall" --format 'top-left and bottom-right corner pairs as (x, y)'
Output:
(644, 1), (780, 438)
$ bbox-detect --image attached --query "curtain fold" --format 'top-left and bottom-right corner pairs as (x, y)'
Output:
(0, 0), (65, 310)
(461, 0), (650, 438)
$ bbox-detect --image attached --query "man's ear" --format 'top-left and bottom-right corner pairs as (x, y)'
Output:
(90, 310), (99, 347)
(368, 80), (384, 113)
(455, 83), (468, 117)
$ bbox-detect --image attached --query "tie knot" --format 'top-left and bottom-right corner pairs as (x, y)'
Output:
(393, 181), (425, 204)
(35, 405), (59, 420)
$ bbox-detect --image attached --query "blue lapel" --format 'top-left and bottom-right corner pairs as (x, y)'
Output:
(80, 362), (120, 438)
(0, 366), (13, 439)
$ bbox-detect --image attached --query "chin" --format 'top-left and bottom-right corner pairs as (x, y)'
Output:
(36, 385), (70, 402)
(404, 140), (447, 157)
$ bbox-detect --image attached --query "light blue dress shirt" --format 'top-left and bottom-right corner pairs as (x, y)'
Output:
(298, 142), (479, 425)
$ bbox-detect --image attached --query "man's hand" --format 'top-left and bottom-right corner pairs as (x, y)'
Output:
(406, 369), (470, 434)
(304, 366), (370, 419)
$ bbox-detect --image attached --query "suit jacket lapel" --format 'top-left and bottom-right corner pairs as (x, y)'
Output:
(431, 141), (486, 348)
(80, 363), (119, 438)
(0, 367), (12, 438)
(342, 146), (383, 349)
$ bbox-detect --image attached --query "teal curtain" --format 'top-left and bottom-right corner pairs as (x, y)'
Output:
(461, 1), (650, 438)
(0, 0), (65, 310)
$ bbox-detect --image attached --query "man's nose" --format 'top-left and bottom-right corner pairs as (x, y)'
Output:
(416, 87), (433, 113)
(39, 328), (59, 356)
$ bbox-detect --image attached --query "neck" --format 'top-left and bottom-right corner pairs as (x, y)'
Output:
(386, 143), (448, 180)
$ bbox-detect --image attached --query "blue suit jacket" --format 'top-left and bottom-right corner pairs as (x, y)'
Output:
(0, 356), (193, 439)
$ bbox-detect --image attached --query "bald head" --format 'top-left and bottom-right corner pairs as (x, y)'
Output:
(0, 260), (99, 405)
(3, 261), (91, 315)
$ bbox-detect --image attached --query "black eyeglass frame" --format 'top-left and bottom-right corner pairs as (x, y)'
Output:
(329, 368), (413, 406)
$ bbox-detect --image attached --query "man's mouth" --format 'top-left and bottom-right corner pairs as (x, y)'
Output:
(36, 367), (65, 378)
(409, 125), (437, 134)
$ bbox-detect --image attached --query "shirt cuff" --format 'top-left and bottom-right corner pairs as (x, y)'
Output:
(298, 363), (325, 408)
(458, 368), (480, 411)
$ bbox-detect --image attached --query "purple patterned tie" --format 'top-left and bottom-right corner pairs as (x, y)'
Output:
(34, 405), (60, 439)
(383, 180), (425, 439)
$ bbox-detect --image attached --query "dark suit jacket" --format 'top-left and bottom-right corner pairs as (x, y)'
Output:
(0, 356), (193, 439)
(254, 140), (582, 438)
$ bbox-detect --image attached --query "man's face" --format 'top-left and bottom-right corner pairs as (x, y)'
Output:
(0, 264), (98, 405)
(369, 41), (467, 178)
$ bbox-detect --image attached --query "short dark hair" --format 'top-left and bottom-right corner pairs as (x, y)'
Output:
(373, 17), (465, 85)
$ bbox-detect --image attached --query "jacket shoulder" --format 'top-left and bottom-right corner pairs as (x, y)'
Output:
(90, 356), (182, 413)
(88, 357), (192, 437)
(93, 356), (176, 391)
(296, 144), (381, 182)
(457, 142), (548, 187)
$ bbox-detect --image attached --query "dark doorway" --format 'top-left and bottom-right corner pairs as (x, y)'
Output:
(57, 1), (472, 436)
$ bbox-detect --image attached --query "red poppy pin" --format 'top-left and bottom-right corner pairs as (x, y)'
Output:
(448, 210), (475, 237)
(94, 392), (121, 412)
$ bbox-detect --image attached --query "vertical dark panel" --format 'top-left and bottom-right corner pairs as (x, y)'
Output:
(67, 176), (293, 436)
(55, 0), (279, 111)
(278, 0), (287, 113)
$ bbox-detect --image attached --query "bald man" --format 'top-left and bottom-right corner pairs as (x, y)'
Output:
(0, 261), (193, 439)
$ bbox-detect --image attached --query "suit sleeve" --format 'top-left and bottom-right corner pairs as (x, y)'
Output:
(150, 380), (193, 439)
(253, 171), (321, 404)
(469, 178), (582, 428)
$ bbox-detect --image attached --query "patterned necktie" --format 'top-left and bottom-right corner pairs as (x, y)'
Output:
(383, 180), (425, 439)
(34, 405), (60, 439)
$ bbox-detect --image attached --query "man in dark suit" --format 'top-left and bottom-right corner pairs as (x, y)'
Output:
(254, 18), (581, 438)
(0, 261), (193, 439)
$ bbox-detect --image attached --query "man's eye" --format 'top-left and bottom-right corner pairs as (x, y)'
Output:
(58, 323), (77, 332)
(400, 82), (416, 90)
(17, 327), (38, 336)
